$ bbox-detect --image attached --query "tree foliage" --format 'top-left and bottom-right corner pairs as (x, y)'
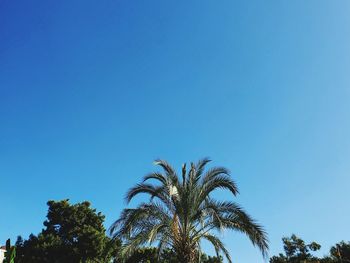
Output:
(270, 235), (350, 263)
(4, 239), (16, 263)
(270, 234), (321, 263)
(123, 247), (222, 263)
(15, 200), (119, 263)
(327, 241), (350, 263)
(110, 158), (268, 263)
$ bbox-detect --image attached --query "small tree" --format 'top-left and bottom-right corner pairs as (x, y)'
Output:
(270, 234), (321, 263)
(4, 239), (16, 263)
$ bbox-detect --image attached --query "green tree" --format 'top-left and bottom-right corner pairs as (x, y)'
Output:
(270, 234), (321, 263)
(110, 158), (268, 263)
(4, 239), (16, 263)
(15, 200), (119, 263)
(328, 241), (350, 262)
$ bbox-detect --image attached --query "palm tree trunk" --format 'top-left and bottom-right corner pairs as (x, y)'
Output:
(176, 241), (196, 263)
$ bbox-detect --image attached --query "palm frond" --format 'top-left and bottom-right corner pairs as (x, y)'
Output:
(202, 233), (232, 263)
(153, 159), (176, 177)
(213, 204), (269, 258)
(125, 183), (165, 203)
(195, 157), (211, 178)
(143, 172), (167, 185)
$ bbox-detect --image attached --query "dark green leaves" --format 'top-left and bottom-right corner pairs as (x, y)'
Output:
(15, 200), (118, 263)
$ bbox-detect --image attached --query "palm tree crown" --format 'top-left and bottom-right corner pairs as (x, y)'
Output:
(110, 158), (268, 263)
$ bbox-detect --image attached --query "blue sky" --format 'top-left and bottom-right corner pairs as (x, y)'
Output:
(1, 0), (350, 261)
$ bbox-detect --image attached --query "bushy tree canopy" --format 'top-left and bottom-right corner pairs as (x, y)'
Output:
(327, 241), (350, 263)
(270, 234), (321, 263)
(270, 235), (350, 263)
(15, 200), (119, 263)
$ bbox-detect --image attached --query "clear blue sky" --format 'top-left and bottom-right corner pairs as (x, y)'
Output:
(1, 0), (350, 262)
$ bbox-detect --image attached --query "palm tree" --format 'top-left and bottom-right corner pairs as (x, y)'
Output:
(110, 158), (268, 263)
